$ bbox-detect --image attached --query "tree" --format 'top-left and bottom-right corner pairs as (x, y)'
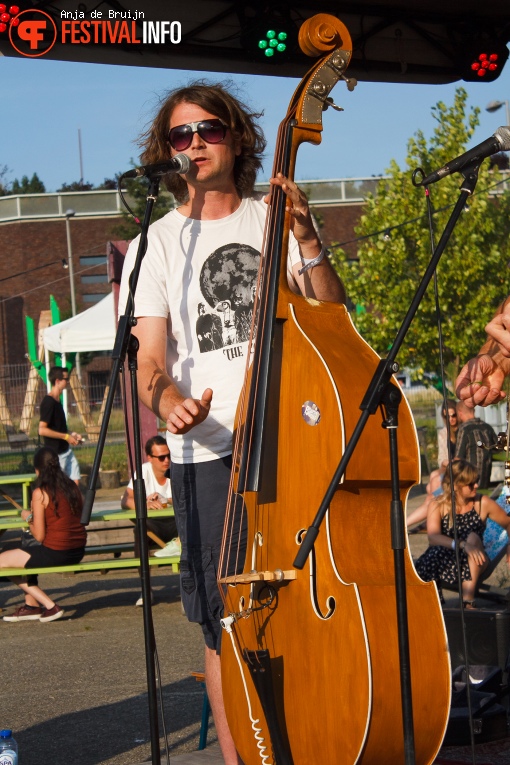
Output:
(11, 172), (46, 194)
(331, 88), (510, 384)
(0, 165), (10, 196)
(57, 180), (94, 192)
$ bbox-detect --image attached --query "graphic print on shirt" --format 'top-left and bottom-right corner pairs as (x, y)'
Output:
(196, 243), (260, 353)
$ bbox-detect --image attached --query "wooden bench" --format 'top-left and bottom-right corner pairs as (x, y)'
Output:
(0, 555), (180, 577)
(83, 542), (134, 557)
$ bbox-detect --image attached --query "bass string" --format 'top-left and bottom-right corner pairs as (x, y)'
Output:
(218, 111), (296, 594)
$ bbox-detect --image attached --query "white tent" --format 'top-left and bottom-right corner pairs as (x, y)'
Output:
(43, 292), (116, 353)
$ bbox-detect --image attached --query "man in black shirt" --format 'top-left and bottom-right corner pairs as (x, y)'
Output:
(39, 366), (82, 484)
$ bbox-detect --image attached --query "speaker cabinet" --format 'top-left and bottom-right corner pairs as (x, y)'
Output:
(443, 609), (510, 672)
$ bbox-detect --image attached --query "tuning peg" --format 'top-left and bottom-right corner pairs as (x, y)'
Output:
(341, 75), (357, 91)
(322, 97), (344, 112)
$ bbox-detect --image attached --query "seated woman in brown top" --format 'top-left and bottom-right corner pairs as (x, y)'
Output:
(1, 446), (87, 623)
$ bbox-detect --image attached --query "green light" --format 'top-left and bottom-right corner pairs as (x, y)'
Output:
(254, 25), (290, 58)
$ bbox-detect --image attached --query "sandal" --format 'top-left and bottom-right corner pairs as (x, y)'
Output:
(462, 600), (477, 610)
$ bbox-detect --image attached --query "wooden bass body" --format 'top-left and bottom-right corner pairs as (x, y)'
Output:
(221, 296), (451, 764)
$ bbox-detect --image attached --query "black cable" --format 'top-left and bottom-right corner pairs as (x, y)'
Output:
(335, 173), (510, 250)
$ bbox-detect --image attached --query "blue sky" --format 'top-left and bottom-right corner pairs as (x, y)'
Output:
(3, 54), (510, 192)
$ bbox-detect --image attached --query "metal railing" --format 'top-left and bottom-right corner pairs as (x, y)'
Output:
(254, 176), (386, 204)
(0, 190), (128, 223)
(2, 171), (509, 222)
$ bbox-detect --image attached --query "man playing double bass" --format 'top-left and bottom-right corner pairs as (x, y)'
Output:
(118, 80), (345, 763)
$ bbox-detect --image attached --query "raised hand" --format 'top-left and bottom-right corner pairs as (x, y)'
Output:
(166, 388), (213, 434)
(455, 354), (506, 408)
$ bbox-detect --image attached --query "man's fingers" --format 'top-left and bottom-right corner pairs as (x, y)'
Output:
(486, 314), (510, 357)
(167, 409), (192, 433)
(201, 388), (213, 407)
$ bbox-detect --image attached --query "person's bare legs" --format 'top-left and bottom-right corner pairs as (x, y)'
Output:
(0, 548), (57, 609)
(461, 532), (488, 604)
(17, 582), (56, 610)
(406, 494), (435, 527)
(427, 469), (443, 495)
(205, 645), (243, 764)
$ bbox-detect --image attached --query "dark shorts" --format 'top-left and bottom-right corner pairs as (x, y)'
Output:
(133, 517), (178, 557)
(170, 456), (246, 652)
(23, 545), (85, 586)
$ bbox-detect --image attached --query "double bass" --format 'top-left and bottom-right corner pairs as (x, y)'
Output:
(218, 14), (451, 765)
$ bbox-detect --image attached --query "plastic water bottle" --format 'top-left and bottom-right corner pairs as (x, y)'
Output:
(0, 730), (18, 765)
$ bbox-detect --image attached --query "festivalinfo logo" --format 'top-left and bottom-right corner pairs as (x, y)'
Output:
(4, 5), (181, 58)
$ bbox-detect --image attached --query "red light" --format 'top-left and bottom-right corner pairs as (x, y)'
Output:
(9, 5), (19, 13)
(0, 21), (6, 32)
(471, 52), (501, 73)
(458, 40), (508, 81)
(0, 12), (10, 21)
(0, 4), (6, 12)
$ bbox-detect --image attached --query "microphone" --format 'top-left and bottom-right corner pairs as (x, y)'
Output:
(123, 153), (191, 179)
(418, 126), (510, 185)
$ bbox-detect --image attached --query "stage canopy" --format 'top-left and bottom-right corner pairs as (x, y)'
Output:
(43, 292), (116, 353)
(1, 2), (509, 85)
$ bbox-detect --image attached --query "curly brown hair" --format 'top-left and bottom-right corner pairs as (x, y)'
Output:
(137, 80), (266, 204)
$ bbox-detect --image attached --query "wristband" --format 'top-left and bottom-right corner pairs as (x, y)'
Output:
(64, 433), (69, 441)
(298, 246), (329, 275)
(25, 513), (33, 524)
(451, 540), (455, 551)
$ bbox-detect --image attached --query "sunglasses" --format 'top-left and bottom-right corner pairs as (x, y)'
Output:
(167, 119), (228, 152)
(150, 453), (170, 462)
(466, 481), (478, 489)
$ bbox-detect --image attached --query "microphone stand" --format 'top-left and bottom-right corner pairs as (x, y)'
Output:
(81, 175), (164, 765)
(294, 161), (482, 764)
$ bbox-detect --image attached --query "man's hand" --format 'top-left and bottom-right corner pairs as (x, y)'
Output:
(486, 310), (510, 357)
(147, 493), (165, 509)
(166, 388), (213, 434)
(266, 173), (319, 253)
(455, 354), (506, 407)
(68, 432), (83, 446)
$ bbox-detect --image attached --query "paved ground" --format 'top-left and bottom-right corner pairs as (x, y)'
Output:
(1, 481), (508, 765)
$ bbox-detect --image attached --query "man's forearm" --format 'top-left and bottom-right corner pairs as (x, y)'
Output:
(136, 364), (183, 421)
(39, 425), (67, 440)
(293, 258), (346, 304)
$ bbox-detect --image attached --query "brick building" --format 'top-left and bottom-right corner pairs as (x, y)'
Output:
(0, 190), (127, 367)
(0, 178), (379, 368)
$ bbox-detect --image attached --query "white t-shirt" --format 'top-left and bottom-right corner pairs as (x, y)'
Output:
(127, 461), (172, 500)
(119, 196), (301, 464)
